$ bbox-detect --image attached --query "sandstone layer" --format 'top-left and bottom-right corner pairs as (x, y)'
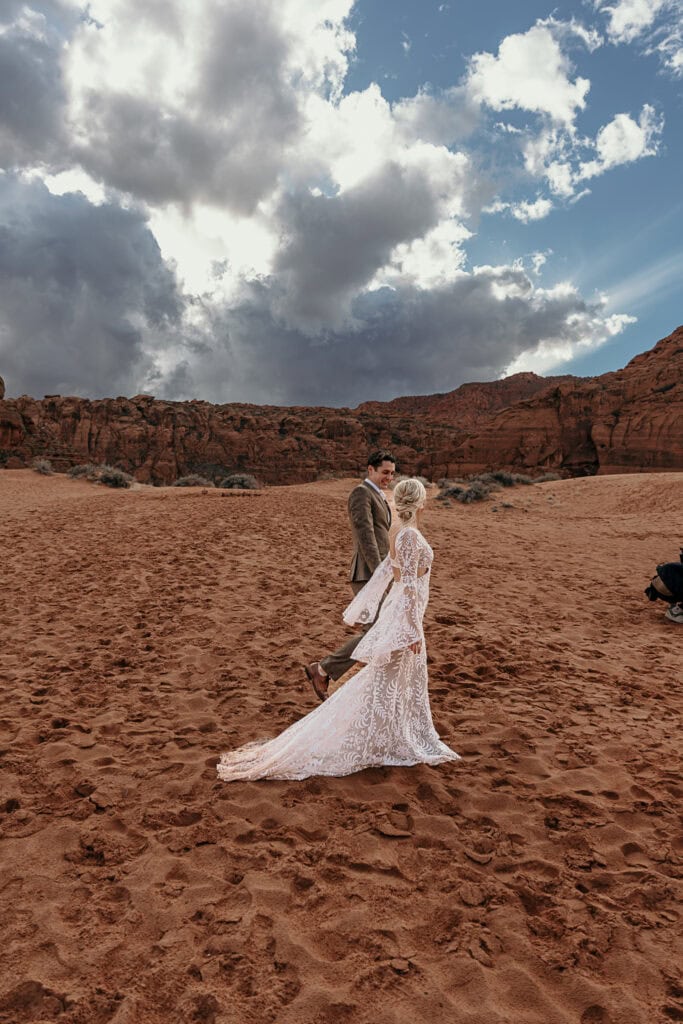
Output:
(449, 326), (683, 477)
(1, 326), (681, 483)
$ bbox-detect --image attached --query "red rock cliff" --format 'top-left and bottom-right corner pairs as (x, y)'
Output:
(447, 326), (683, 477)
(1, 327), (681, 482)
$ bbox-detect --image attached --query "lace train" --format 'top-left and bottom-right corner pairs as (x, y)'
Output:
(217, 526), (459, 782)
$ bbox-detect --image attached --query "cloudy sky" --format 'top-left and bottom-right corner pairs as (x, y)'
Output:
(0, 0), (681, 405)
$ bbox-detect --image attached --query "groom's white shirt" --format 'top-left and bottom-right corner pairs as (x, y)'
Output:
(364, 478), (386, 501)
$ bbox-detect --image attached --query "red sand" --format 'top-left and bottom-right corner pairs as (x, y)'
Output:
(0, 469), (681, 1024)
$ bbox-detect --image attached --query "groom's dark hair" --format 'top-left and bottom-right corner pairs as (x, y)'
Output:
(367, 449), (396, 469)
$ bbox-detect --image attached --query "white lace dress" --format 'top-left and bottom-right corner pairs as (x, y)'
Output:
(216, 526), (460, 781)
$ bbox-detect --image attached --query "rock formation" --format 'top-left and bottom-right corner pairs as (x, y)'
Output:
(358, 371), (578, 430)
(446, 325), (683, 477)
(1, 326), (681, 482)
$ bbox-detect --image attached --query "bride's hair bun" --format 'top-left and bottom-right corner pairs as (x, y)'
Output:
(393, 478), (427, 524)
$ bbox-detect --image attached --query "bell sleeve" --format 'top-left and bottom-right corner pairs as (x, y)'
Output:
(350, 528), (424, 665)
(343, 556), (392, 626)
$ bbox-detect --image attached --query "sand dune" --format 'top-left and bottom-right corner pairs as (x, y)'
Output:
(0, 469), (681, 1024)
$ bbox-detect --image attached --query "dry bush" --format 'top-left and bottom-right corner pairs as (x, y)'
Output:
(218, 472), (259, 489)
(173, 475), (215, 487)
(98, 465), (133, 488)
(32, 457), (53, 475)
(534, 471), (562, 482)
(439, 480), (492, 504)
(68, 463), (99, 479)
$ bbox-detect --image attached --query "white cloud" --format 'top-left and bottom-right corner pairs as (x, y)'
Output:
(594, 104), (662, 166)
(502, 304), (636, 376)
(522, 104), (662, 198)
(466, 23), (591, 125)
(482, 197), (554, 222)
(538, 15), (604, 51)
(531, 251), (552, 275)
(148, 203), (278, 298)
(373, 219), (471, 290)
(645, 4), (683, 76)
(38, 167), (107, 204)
(594, 0), (666, 43)
(594, 0), (683, 76)
(578, 104), (663, 177)
(511, 197), (553, 221)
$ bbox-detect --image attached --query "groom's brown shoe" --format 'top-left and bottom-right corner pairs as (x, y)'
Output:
(304, 661), (329, 702)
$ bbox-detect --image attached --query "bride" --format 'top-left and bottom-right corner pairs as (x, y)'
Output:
(217, 478), (459, 781)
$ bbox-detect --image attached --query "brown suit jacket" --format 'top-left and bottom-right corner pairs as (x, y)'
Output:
(347, 481), (391, 584)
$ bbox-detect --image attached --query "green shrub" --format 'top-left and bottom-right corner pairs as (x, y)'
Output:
(217, 472), (259, 489)
(32, 457), (53, 475)
(173, 475), (215, 487)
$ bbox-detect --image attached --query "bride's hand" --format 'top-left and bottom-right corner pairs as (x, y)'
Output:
(408, 640), (422, 655)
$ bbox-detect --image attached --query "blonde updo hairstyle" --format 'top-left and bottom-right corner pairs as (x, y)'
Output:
(393, 477), (427, 525)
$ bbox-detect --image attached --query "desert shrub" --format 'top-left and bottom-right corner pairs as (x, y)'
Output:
(218, 472), (259, 489)
(68, 462), (99, 479)
(460, 480), (492, 503)
(32, 457), (53, 475)
(440, 480), (492, 504)
(173, 475), (215, 487)
(510, 473), (534, 485)
(98, 465), (133, 488)
(534, 472), (562, 483)
(489, 470), (516, 487)
(470, 473), (502, 490)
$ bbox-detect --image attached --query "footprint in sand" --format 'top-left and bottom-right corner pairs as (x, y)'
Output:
(581, 1007), (609, 1024)
(467, 929), (502, 968)
(622, 842), (651, 867)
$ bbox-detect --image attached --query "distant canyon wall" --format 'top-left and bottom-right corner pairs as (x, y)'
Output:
(1, 327), (681, 483)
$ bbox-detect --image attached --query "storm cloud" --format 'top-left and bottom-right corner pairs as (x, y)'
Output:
(0, 8), (69, 168)
(0, 1), (658, 406)
(0, 175), (183, 398)
(150, 264), (625, 407)
(69, 0), (303, 213)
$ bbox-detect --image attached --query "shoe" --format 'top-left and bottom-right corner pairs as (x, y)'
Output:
(664, 603), (683, 623)
(304, 661), (329, 701)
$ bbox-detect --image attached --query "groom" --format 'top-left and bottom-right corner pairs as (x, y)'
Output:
(305, 449), (396, 701)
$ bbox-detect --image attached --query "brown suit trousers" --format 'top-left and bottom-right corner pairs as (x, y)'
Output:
(320, 482), (391, 681)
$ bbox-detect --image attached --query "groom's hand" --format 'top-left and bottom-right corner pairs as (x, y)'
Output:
(408, 640), (422, 655)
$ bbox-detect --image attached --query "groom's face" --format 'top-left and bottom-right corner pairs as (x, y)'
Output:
(367, 460), (396, 490)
